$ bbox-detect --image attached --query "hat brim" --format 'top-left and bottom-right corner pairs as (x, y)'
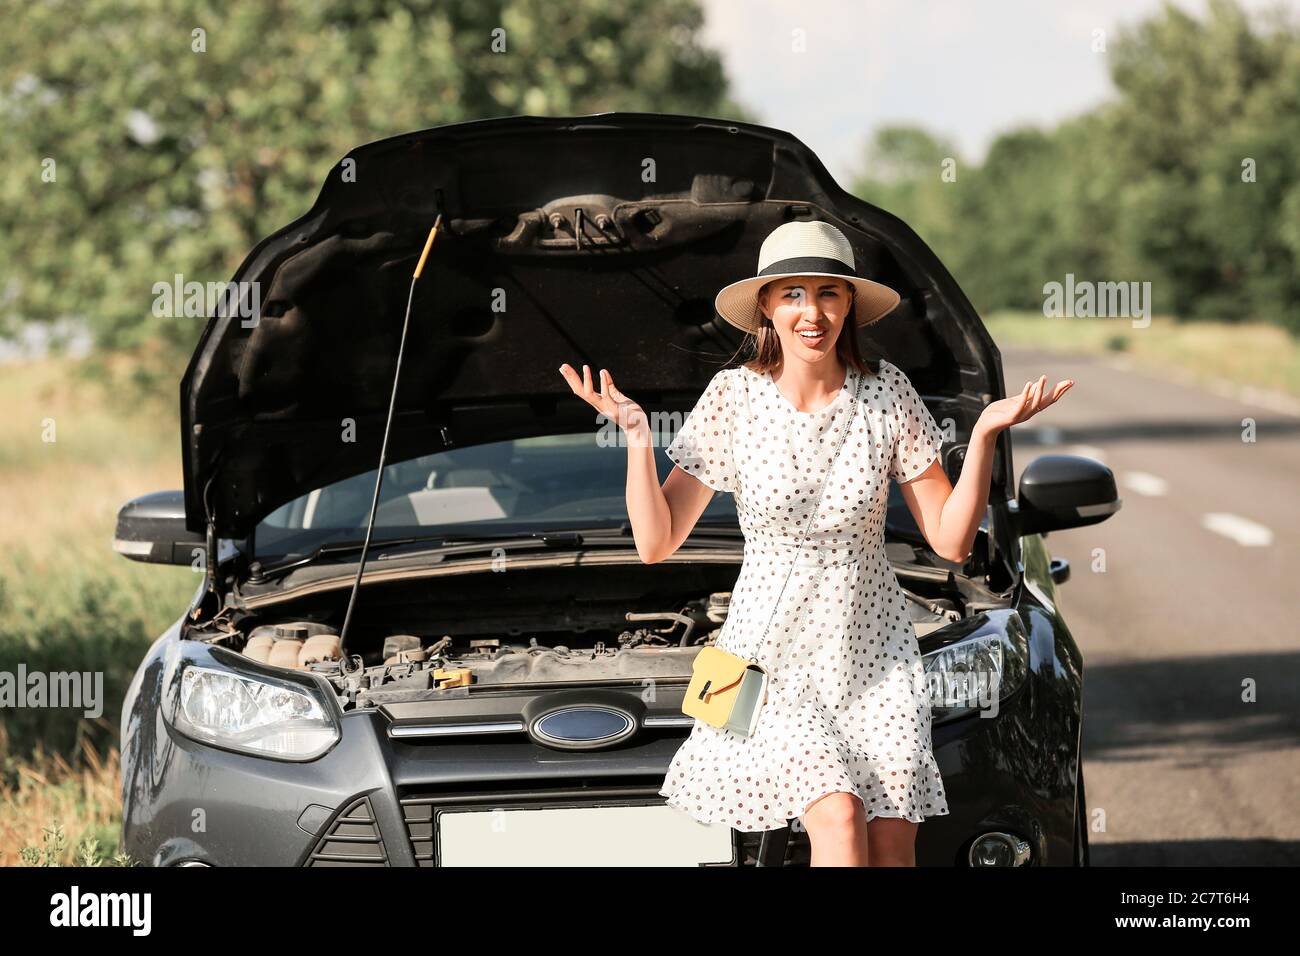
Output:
(713, 272), (901, 333)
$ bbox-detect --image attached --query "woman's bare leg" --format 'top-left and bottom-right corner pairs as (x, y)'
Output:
(864, 816), (918, 866)
(800, 791), (870, 866)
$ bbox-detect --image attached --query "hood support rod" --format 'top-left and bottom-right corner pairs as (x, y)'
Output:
(336, 214), (443, 667)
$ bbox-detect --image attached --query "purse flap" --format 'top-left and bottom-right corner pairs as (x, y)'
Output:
(691, 645), (757, 700)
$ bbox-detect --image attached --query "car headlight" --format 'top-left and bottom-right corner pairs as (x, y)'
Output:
(172, 663), (339, 760)
(921, 615), (1029, 721)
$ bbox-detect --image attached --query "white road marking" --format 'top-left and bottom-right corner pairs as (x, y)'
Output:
(1202, 513), (1273, 547)
(1123, 472), (1168, 496)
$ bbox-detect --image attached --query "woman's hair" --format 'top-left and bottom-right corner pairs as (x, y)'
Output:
(732, 277), (881, 377)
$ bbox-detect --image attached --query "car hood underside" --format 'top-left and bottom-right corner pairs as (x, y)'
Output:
(181, 112), (1006, 538)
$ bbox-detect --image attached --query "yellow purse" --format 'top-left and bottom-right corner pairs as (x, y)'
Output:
(681, 371), (862, 736)
(682, 646), (770, 735)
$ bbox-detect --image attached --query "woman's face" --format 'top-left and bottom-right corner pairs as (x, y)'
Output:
(759, 275), (854, 362)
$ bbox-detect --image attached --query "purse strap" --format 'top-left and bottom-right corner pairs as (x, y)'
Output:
(742, 368), (864, 667)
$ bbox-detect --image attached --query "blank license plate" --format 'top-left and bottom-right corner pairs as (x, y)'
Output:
(437, 804), (735, 866)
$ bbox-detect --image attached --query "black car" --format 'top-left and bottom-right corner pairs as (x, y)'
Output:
(114, 112), (1119, 866)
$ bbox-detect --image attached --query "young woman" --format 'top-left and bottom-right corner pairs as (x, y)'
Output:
(558, 220), (1072, 866)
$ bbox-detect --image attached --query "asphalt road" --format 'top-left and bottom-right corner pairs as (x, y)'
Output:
(999, 345), (1300, 865)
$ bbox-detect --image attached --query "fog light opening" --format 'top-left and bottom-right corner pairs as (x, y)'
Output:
(967, 831), (1032, 866)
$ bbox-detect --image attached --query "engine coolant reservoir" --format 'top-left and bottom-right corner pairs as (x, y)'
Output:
(243, 622), (341, 670)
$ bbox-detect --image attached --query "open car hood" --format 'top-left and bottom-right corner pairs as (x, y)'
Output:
(182, 112), (1008, 538)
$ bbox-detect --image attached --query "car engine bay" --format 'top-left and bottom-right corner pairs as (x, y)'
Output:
(190, 563), (1006, 712)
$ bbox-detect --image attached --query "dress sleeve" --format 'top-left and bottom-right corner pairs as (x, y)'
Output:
(665, 369), (736, 493)
(887, 362), (945, 484)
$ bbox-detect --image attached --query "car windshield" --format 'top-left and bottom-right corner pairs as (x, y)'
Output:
(252, 431), (736, 562)
(252, 431), (923, 563)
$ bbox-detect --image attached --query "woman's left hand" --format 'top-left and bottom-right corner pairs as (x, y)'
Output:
(976, 374), (1074, 436)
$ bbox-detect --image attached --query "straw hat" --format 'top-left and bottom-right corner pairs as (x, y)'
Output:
(713, 220), (901, 333)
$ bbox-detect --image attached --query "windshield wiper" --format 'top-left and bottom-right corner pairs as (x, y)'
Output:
(250, 523), (743, 581)
(251, 527), (623, 580)
(249, 536), (429, 581)
(370, 524), (744, 563)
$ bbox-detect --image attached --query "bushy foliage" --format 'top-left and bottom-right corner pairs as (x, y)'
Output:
(852, 0), (1300, 334)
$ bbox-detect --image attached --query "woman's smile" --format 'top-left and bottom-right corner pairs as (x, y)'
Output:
(795, 325), (828, 347)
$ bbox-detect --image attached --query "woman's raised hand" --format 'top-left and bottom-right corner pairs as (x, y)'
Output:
(558, 363), (651, 445)
(976, 374), (1074, 436)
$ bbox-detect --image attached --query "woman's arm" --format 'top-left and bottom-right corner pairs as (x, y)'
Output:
(897, 372), (1074, 564)
(633, 450), (717, 564)
(558, 363), (723, 565)
(898, 427), (995, 563)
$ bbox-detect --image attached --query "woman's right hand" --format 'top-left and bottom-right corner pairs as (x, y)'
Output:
(558, 363), (650, 445)
(559, 362), (712, 564)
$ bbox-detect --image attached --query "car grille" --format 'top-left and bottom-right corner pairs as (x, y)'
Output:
(304, 795), (389, 866)
(398, 776), (810, 866)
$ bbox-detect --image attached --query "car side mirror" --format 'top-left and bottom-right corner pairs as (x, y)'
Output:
(1012, 454), (1122, 536)
(113, 490), (206, 566)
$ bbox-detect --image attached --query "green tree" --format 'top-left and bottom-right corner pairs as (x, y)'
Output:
(1105, 0), (1300, 325)
(851, 124), (964, 257)
(848, 0), (1300, 332)
(0, 0), (750, 354)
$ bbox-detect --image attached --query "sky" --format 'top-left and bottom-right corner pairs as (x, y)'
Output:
(698, 0), (1297, 183)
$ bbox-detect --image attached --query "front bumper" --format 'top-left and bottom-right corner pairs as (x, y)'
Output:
(123, 666), (1075, 866)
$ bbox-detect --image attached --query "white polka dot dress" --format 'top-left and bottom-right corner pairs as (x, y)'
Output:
(657, 358), (951, 831)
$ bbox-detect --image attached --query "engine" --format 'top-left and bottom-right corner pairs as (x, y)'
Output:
(229, 591), (737, 709)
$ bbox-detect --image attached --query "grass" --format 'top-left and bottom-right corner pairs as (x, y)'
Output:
(0, 346), (197, 863)
(983, 310), (1300, 400)
(0, 728), (134, 866)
